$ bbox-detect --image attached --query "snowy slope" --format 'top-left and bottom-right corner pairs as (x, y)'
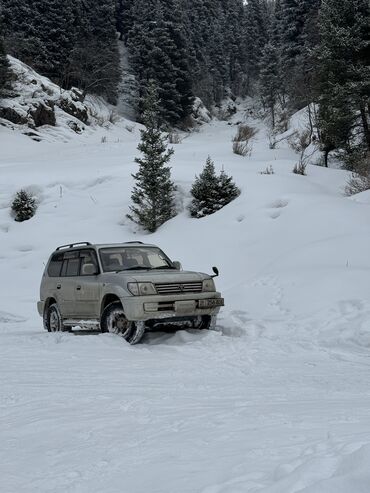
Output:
(1, 103), (370, 493)
(0, 57), (122, 143)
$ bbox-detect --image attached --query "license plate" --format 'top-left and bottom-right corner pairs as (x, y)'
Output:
(198, 298), (224, 308)
(175, 300), (196, 314)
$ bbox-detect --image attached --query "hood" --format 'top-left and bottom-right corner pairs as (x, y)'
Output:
(130, 270), (209, 283)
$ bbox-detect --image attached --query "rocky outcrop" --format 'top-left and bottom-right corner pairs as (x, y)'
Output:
(58, 89), (88, 124)
(29, 100), (56, 127)
(0, 105), (28, 125)
(0, 56), (117, 139)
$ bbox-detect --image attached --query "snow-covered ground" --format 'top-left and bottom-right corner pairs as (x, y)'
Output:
(1, 103), (370, 493)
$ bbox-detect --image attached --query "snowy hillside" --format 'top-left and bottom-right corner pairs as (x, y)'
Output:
(0, 57), (121, 142)
(1, 103), (370, 493)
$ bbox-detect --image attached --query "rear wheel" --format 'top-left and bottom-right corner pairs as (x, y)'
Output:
(46, 303), (64, 332)
(101, 301), (144, 344)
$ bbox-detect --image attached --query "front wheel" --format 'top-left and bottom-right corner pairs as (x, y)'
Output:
(197, 315), (217, 330)
(100, 301), (144, 344)
(46, 303), (65, 332)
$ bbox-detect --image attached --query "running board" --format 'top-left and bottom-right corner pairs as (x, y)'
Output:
(63, 319), (100, 329)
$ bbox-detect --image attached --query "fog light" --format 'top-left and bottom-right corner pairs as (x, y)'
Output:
(144, 303), (158, 312)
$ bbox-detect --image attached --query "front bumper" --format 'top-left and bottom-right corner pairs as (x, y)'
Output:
(121, 291), (224, 321)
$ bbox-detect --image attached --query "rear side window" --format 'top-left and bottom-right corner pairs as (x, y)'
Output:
(65, 258), (80, 276)
(47, 253), (64, 277)
(61, 251), (80, 277)
(47, 249), (98, 277)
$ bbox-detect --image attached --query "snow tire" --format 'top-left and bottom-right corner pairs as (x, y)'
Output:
(46, 303), (65, 332)
(100, 301), (144, 345)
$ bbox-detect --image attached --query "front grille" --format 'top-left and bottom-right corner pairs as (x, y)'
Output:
(155, 281), (203, 295)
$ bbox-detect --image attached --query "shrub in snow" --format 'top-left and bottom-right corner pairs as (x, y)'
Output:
(260, 165), (275, 175)
(234, 124), (257, 142)
(167, 132), (182, 144)
(232, 125), (257, 157)
(345, 171), (370, 196)
(267, 129), (277, 149)
(11, 190), (37, 222)
(344, 151), (370, 196)
(288, 130), (311, 154)
(292, 161), (307, 176)
(290, 128), (316, 176)
(189, 156), (240, 218)
(232, 141), (250, 157)
(127, 82), (176, 233)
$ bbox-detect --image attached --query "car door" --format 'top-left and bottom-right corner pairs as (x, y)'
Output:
(44, 251), (64, 309)
(74, 249), (101, 319)
(58, 250), (81, 318)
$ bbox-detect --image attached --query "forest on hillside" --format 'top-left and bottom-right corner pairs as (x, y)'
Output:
(0, 0), (369, 172)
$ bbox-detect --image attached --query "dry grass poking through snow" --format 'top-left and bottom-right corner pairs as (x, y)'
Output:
(232, 124), (258, 156)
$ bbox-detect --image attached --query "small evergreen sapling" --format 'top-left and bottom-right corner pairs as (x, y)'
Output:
(218, 169), (241, 209)
(189, 157), (240, 218)
(189, 157), (221, 218)
(11, 190), (37, 222)
(127, 83), (176, 233)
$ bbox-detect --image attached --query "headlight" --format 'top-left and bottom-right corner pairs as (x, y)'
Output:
(128, 282), (157, 296)
(202, 278), (216, 292)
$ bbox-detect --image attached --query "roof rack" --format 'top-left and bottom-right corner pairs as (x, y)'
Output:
(56, 242), (92, 251)
(124, 241), (144, 244)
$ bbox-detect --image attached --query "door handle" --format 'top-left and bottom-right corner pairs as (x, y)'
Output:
(76, 286), (81, 291)
(56, 284), (61, 289)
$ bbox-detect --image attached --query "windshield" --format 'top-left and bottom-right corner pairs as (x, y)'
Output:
(99, 247), (174, 272)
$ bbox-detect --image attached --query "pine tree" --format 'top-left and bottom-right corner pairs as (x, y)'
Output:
(2, 0), (120, 101)
(2, 0), (76, 84)
(0, 27), (10, 96)
(189, 157), (239, 218)
(1, 0), (34, 64)
(189, 156), (221, 218)
(276, 0), (321, 109)
(218, 169), (241, 208)
(68, 0), (120, 102)
(123, 0), (248, 121)
(33, 0), (76, 83)
(127, 83), (176, 232)
(126, 0), (194, 125)
(259, 42), (280, 127)
(317, 0), (370, 165)
(116, 0), (136, 41)
(11, 190), (37, 222)
(243, 0), (269, 92)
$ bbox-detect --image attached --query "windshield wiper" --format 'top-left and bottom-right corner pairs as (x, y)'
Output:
(152, 265), (176, 270)
(116, 266), (151, 272)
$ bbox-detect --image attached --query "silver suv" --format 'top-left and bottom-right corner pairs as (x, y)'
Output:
(38, 242), (224, 344)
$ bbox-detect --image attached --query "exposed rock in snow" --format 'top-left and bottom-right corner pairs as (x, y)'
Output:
(211, 96), (238, 121)
(0, 56), (119, 141)
(191, 97), (212, 125)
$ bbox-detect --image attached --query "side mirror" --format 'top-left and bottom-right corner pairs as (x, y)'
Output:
(212, 266), (219, 277)
(82, 263), (98, 276)
(172, 261), (182, 271)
